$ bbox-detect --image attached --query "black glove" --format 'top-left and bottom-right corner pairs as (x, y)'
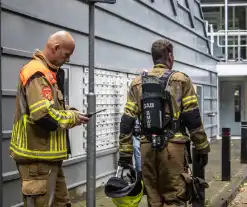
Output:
(118, 152), (133, 167)
(133, 123), (141, 137)
(197, 153), (208, 168)
(136, 170), (143, 181)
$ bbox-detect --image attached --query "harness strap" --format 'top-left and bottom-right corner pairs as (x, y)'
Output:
(160, 69), (176, 117)
(161, 70), (186, 141)
(160, 69), (176, 91)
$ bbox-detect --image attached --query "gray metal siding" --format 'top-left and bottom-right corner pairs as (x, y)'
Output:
(1, 0), (218, 206)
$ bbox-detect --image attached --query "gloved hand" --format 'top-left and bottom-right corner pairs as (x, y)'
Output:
(133, 123), (141, 137)
(197, 153), (208, 168)
(136, 170), (143, 181)
(118, 152), (133, 167)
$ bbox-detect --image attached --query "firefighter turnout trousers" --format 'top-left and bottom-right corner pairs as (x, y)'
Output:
(17, 161), (71, 207)
(141, 142), (188, 207)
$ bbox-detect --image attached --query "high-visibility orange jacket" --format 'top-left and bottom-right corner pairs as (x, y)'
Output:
(10, 59), (80, 162)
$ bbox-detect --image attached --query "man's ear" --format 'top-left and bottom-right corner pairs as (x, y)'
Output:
(52, 44), (60, 53)
(168, 52), (174, 68)
(169, 52), (174, 61)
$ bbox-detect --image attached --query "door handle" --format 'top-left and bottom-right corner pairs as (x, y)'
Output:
(207, 112), (216, 117)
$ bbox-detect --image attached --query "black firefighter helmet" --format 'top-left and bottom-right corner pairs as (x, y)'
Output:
(104, 164), (144, 207)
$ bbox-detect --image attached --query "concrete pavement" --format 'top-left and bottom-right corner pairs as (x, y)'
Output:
(229, 183), (247, 207)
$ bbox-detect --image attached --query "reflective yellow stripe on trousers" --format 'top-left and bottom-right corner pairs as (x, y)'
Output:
(195, 140), (209, 150)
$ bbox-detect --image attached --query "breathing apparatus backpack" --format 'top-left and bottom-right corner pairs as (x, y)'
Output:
(140, 69), (180, 149)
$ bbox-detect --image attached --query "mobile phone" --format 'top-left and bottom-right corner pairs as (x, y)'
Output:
(85, 109), (106, 118)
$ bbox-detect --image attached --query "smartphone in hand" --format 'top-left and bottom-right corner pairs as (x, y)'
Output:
(86, 109), (106, 118)
(78, 109), (106, 118)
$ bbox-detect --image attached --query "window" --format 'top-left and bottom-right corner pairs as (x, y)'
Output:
(234, 86), (241, 122)
(202, 7), (221, 31)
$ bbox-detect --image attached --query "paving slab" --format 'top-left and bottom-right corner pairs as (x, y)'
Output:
(229, 182), (247, 207)
(71, 140), (247, 207)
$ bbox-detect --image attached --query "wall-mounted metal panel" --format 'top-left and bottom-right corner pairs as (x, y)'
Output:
(2, 139), (16, 173)
(203, 86), (212, 97)
(2, 97), (15, 131)
(212, 100), (217, 109)
(66, 65), (85, 157)
(193, 2), (203, 17)
(2, 0), (212, 54)
(177, 6), (192, 28)
(194, 19), (205, 36)
(1, 9), (216, 73)
(100, 1), (209, 52)
(3, 179), (22, 207)
(204, 116), (211, 126)
(82, 68), (130, 152)
(204, 100), (211, 111)
(1, 55), (26, 91)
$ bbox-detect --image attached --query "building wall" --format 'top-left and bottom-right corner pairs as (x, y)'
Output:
(217, 62), (247, 76)
(201, 0), (247, 3)
(1, 0), (218, 206)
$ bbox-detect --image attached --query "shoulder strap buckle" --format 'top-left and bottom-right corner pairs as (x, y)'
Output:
(141, 70), (148, 77)
(164, 118), (181, 139)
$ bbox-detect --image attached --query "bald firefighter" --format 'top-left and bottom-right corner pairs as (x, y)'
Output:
(9, 31), (89, 207)
(118, 39), (210, 207)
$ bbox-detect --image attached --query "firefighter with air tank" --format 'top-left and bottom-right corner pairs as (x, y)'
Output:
(118, 39), (210, 207)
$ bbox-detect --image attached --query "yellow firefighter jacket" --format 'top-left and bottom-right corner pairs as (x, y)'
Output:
(119, 64), (210, 157)
(9, 57), (79, 162)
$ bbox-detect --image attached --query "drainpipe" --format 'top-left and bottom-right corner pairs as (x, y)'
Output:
(225, 0), (228, 61)
(210, 24), (214, 55)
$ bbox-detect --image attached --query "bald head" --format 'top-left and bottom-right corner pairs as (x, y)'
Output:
(47, 31), (75, 48)
(43, 31), (75, 67)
